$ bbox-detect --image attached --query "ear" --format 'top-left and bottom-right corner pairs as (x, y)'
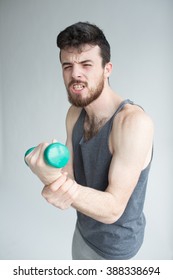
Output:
(104, 62), (113, 78)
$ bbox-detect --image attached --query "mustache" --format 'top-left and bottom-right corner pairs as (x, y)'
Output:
(68, 79), (88, 88)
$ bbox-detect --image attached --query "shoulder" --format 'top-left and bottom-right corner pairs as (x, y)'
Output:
(115, 103), (153, 133)
(110, 103), (154, 152)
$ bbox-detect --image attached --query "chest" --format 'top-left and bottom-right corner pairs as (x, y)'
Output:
(83, 114), (108, 141)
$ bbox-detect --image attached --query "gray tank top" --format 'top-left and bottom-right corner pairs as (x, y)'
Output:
(72, 99), (152, 259)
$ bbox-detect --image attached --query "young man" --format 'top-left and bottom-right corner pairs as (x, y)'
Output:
(25, 22), (154, 260)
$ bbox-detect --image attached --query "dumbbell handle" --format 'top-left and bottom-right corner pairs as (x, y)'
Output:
(24, 142), (70, 168)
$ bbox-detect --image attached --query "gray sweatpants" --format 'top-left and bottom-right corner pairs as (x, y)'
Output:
(72, 226), (105, 260)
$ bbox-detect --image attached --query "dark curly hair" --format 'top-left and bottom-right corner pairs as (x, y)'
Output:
(57, 22), (110, 67)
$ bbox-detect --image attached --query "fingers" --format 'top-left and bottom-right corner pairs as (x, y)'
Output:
(25, 140), (59, 167)
(25, 142), (49, 167)
(36, 142), (49, 165)
(42, 175), (78, 210)
(47, 173), (68, 192)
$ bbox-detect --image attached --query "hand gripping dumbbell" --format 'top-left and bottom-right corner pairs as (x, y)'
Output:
(24, 142), (70, 168)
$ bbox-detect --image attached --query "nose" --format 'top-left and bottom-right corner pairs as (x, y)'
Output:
(71, 64), (82, 79)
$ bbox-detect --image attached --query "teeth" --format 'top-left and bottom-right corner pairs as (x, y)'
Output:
(73, 84), (84, 90)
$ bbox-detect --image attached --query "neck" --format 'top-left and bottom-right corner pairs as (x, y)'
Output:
(84, 85), (123, 121)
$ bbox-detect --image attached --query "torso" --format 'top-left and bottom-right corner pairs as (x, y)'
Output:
(69, 101), (153, 170)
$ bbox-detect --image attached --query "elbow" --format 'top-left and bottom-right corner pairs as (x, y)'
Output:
(103, 193), (129, 224)
(103, 208), (124, 224)
(104, 216), (120, 225)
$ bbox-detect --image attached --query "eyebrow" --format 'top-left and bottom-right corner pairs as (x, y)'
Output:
(62, 60), (93, 67)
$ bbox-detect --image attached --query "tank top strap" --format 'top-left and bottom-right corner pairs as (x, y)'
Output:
(113, 99), (134, 117)
(108, 99), (133, 125)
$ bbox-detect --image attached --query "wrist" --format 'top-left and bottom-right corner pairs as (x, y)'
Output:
(40, 171), (62, 186)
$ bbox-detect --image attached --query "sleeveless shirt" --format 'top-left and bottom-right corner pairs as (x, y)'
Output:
(72, 99), (152, 259)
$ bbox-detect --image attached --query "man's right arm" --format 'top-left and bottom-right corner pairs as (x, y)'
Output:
(63, 106), (82, 179)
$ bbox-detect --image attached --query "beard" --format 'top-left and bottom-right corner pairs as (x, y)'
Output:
(66, 75), (104, 107)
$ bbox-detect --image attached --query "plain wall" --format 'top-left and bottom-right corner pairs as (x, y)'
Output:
(0, 0), (172, 259)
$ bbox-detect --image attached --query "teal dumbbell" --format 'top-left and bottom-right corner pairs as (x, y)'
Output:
(24, 142), (70, 168)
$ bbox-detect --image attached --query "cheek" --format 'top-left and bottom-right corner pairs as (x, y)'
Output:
(62, 70), (67, 80)
(62, 72), (69, 87)
(92, 71), (105, 83)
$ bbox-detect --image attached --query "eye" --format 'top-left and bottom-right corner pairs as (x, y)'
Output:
(63, 66), (72, 70)
(83, 64), (92, 67)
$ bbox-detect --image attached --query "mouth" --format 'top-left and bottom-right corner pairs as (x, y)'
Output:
(73, 83), (85, 90)
(69, 81), (87, 94)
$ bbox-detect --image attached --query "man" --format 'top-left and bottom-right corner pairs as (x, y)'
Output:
(25, 22), (154, 260)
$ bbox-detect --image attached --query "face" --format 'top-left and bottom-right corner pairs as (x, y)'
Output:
(60, 45), (109, 107)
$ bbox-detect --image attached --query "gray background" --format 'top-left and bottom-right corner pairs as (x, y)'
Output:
(0, 0), (172, 259)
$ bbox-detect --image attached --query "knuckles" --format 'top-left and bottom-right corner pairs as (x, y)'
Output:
(28, 142), (49, 169)
(41, 178), (78, 209)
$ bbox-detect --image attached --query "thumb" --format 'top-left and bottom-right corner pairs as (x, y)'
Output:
(52, 138), (58, 143)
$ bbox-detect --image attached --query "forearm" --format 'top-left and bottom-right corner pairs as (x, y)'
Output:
(72, 184), (122, 224)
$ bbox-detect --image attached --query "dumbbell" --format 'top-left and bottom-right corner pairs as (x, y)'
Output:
(24, 142), (70, 168)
